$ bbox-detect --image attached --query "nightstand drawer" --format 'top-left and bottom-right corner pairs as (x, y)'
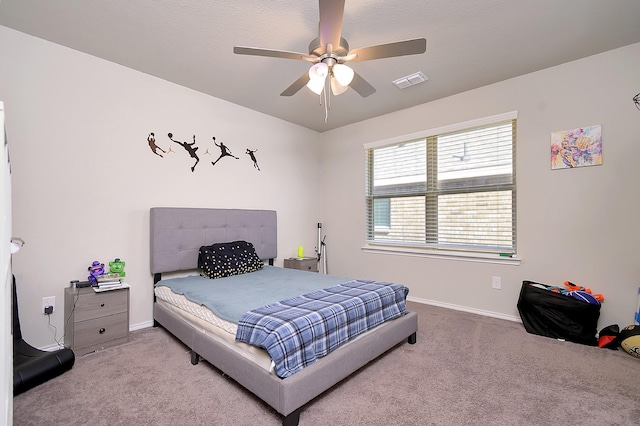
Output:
(74, 289), (128, 322)
(284, 257), (318, 272)
(73, 312), (128, 350)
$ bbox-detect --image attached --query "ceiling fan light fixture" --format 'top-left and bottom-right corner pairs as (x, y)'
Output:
(307, 62), (329, 94)
(330, 77), (349, 96)
(306, 76), (326, 95)
(234, 0), (427, 118)
(332, 63), (354, 86)
(309, 62), (329, 80)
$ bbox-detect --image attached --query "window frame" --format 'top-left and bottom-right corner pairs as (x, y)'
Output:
(363, 111), (520, 265)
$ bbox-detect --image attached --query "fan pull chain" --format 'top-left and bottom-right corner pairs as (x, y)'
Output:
(324, 87), (329, 123)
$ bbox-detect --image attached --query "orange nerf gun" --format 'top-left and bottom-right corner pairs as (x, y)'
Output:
(564, 281), (604, 303)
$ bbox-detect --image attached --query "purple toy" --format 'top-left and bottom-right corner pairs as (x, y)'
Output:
(88, 260), (105, 284)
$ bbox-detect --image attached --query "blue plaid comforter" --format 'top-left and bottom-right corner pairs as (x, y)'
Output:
(235, 279), (409, 378)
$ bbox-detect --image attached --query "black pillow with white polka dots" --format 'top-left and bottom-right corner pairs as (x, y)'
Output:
(198, 240), (264, 279)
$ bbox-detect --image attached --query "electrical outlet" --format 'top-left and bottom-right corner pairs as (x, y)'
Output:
(492, 276), (501, 290)
(42, 296), (55, 314)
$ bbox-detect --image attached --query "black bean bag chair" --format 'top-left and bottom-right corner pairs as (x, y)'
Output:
(13, 275), (75, 396)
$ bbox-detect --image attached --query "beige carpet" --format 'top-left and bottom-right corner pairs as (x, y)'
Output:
(13, 302), (640, 425)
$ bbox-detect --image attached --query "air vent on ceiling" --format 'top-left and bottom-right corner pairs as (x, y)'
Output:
(392, 71), (428, 89)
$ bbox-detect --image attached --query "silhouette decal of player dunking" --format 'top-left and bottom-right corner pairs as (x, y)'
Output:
(147, 132), (166, 158)
(168, 133), (200, 172)
(211, 137), (239, 166)
(245, 148), (260, 171)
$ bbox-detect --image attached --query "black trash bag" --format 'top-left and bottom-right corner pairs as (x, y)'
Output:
(517, 280), (600, 346)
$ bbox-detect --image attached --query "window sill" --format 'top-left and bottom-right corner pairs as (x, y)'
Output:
(361, 244), (521, 265)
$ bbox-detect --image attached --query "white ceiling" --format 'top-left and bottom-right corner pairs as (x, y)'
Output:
(2, 0), (640, 133)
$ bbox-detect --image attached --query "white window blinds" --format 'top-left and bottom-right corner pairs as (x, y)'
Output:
(365, 115), (517, 254)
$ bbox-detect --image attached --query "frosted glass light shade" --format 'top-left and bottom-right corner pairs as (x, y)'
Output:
(330, 77), (349, 95)
(307, 77), (325, 95)
(332, 63), (354, 86)
(309, 62), (328, 80)
(307, 62), (329, 94)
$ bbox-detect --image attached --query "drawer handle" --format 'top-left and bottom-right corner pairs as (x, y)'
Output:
(100, 303), (105, 307)
(99, 328), (106, 334)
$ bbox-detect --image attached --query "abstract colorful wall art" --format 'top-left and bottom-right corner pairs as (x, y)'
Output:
(550, 125), (602, 170)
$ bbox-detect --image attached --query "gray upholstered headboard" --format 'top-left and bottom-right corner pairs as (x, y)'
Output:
(150, 207), (277, 275)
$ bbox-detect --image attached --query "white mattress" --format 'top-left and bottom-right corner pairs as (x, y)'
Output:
(155, 285), (239, 334)
(154, 285), (273, 372)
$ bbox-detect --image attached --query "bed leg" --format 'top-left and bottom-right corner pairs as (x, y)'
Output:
(153, 319), (160, 328)
(408, 332), (417, 344)
(282, 408), (302, 426)
(190, 351), (200, 365)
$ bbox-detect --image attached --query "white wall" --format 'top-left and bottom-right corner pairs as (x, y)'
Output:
(0, 101), (13, 426)
(320, 42), (640, 329)
(0, 26), (322, 349)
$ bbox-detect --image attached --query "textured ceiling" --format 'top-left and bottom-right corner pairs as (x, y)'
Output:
(2, 0), (640, 132)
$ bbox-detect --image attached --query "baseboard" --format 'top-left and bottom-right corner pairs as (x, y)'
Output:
(407, 295), (521, 323)
(39, 306), (517, 352)
(39, 320), (155, 351)
(39, 343), (66, 352)
(130, 320), (154, 331)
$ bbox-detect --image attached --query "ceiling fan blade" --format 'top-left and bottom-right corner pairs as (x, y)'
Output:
(234, 46), (313, 61)
(319, 0), (345, 50)
(280, 72), (311, 96)
(349, 71), (376, 98)
(347, 38), (427, 62)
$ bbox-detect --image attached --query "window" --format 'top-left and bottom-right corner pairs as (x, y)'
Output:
(365, 112), (517, 255)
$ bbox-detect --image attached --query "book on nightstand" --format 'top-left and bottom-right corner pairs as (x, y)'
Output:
(93, 282), (130, 292)
(96, 273), (123, 282)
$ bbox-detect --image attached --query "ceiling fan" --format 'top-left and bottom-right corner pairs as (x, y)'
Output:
(233, 0), (427, 99)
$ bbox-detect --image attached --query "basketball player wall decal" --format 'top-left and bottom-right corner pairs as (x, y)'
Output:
(146, 132), (263, 172)
(168, 133), (200, 172)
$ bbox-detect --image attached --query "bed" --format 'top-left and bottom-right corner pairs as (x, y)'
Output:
(150, 207), (418, 426)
